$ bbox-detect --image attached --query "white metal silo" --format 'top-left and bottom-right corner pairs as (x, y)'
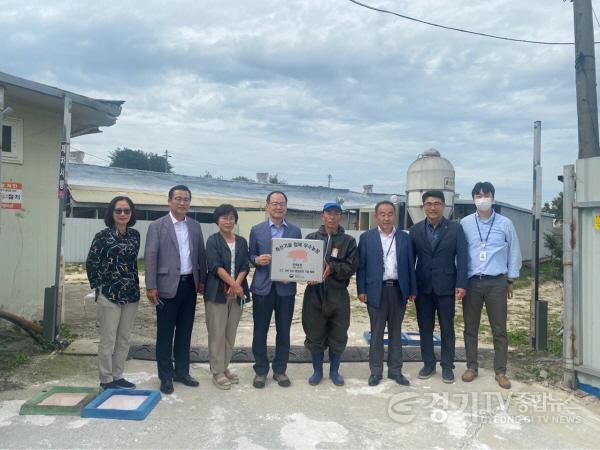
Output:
(405, 148), (455, 224)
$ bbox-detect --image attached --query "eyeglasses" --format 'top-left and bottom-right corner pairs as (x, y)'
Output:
(268, 202), (286, 208)
(173, 197), (191, 204)
(114, 208), (132, 215)
(423, 202), (443, 209)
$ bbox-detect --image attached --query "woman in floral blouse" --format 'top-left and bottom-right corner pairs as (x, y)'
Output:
(86, 196), (140, 390)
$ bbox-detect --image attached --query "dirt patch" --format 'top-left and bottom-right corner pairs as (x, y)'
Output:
(0, 265), (584, 400)
(63, 272), (564, 351)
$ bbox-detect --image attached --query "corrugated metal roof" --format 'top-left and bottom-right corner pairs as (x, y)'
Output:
(68, 164), (402, 211)
(69, 186), (264, 209)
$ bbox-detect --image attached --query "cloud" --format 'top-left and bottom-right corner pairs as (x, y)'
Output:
(0, 0), (585, 205)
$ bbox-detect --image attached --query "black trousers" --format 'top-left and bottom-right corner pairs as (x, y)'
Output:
(302, 285), (350, 354)
(367, 285), (406, 377)
(251, 285), (295, 375)
(155, 276), (197, 381)
(415, 292), (456, 370)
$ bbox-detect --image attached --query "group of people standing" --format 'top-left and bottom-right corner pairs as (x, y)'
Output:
(86, 181), (521, 395)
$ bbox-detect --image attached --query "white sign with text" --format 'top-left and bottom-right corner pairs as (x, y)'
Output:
(270, 238), (324, 282)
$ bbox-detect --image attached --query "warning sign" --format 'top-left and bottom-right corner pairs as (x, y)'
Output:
(1, 182), (23, 209)
(595, 214), (600, 230)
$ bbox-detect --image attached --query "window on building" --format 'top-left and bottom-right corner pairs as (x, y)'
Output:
(72, 207), (98, 218)
(189, 212), (213, 223)
(1, 117), (23, 164)
(147, 210), (166, 221)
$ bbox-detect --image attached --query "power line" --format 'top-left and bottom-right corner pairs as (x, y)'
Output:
(70, 145), (110, 163)
(347, 0), (600, 45)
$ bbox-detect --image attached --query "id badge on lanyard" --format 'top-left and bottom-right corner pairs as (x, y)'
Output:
(476, 215), (495, 263)
(479, 241), (487, 261)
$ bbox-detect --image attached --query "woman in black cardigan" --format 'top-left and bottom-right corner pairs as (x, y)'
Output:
(204, 204), (250, 389)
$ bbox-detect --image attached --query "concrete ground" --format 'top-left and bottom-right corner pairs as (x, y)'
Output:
(1, 357), (600, 449)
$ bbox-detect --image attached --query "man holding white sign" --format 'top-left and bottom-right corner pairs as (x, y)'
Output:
(249, 191), (302, 389)
(302, 202), (358, 387)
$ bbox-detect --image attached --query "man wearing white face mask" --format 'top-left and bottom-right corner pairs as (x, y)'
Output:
(460, 182), (522, 389)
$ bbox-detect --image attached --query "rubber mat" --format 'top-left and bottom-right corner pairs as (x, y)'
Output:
(129, 344), (474, 363)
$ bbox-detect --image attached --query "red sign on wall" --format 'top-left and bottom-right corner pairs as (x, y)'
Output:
(1, 182), (23, 209)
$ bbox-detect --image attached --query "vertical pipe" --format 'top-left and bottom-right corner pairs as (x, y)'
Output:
(530, 121), (542, 347)
(51, 96), (72, 341)
(573, 0), (600, 158)
(403, 197), (408, 230)
(562, 164), (576, 388)
(0, 86), (5, 234)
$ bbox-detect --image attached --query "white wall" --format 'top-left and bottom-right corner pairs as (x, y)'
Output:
(0, 99), (62, 319)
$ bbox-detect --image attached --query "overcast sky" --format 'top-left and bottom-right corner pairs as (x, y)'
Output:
(0, 0), (592, 206)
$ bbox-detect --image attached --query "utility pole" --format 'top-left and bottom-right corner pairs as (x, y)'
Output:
(164, 149), (171, 173)
(328, 174), (332, 188)
(573, 0), (600, 158)
(530, 121), (546, 349)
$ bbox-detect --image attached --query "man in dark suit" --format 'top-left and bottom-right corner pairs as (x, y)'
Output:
(145, 185), (207, 394)
(249, 191), (302, 388)
(409, 190), (468, 384)
(357, 201), (417, 386)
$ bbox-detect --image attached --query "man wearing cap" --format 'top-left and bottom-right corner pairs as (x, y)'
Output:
(249, 191), (302, 389)
(357, 201), (417, 386)
(409, 190), (468, 384)
(303, 202), (358, 386)
(460, 182), (521, 389)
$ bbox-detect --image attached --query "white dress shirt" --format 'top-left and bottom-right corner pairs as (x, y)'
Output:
(227, 241), (236, 277)
(170, 212), (193, 275)
(379, 226), (398, 280)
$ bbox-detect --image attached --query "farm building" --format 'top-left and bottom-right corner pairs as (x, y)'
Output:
(0, 72), (122, 322)
(64, 162), (553, 263)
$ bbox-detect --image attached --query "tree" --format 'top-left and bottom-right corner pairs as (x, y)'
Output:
(542, 191), (563, 220)
(542, 192), (564, 271)
(232, 176), (254, 182)
(109, 147), (173, 173)
(268, 173), (287, 184)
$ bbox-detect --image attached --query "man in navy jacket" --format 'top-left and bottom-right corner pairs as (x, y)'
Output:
(409, 190), (468, 384)
(357, 201), (417, 386)
(249, 191), (302, 389)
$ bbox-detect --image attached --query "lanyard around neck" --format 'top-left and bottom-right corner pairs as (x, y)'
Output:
(384, 233), (395, 258)
(475, 213), (496, 247)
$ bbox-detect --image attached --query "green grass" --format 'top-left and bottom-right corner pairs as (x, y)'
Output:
(508, 328), (529, 347)
(0, 350), (30, 373)
(506, 313), (562, 357)
(58, 324), (78, 342)
(519, 365), (562, 383)
(513, 260), (562, 289)
(64, 263), (85, 274)
(547, 314), (563, 357)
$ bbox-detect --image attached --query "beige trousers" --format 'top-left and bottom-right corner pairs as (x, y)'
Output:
(204, 296), (242, 374)
(96, 294), (139, 383)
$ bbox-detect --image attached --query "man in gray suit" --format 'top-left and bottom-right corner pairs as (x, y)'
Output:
(145, 185), (207, 394)
(249, 191), (302, 388)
